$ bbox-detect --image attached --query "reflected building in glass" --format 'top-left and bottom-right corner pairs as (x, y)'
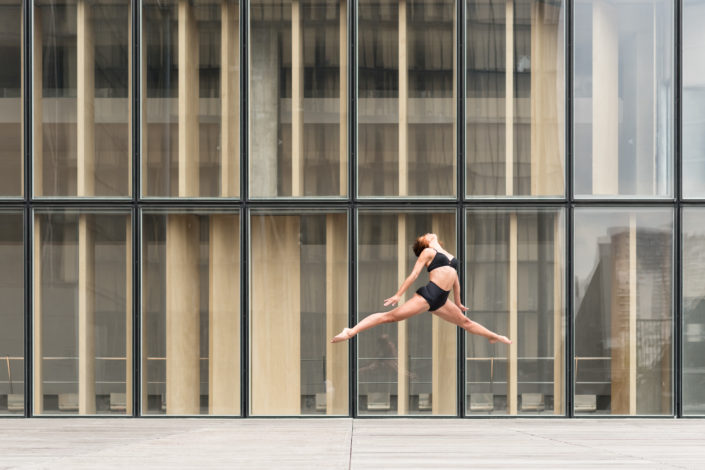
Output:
(0, 0), (704, 418)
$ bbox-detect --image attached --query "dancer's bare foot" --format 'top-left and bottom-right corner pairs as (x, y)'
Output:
(331, 328), (354, 343)
(489, 335), (512, 345)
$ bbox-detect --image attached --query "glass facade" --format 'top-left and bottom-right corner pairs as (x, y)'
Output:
(0, 0), (701, 417)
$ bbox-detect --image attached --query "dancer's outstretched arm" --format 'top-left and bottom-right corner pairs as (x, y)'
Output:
(384, 248), (434, 307)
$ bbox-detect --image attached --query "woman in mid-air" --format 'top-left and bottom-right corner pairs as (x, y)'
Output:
(331, 233), (512, 344)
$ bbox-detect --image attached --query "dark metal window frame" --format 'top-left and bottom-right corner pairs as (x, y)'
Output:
(8, 0), (689, 418)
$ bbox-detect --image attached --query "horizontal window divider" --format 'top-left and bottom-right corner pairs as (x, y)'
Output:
(571, 199), (679, 206)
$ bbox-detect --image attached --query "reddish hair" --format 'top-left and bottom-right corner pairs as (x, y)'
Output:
(413, 236), (429, 257)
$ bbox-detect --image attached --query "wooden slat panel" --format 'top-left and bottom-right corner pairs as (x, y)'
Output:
(339, 0), (347, 196)
(77, 0), (95, 197)
(208, 214), (240, 415)
(291, 0), (304, 196)
(505, 0), (514, 197)
(178, 0), (200, 197)
(166, 215), (201, 415)
(125, 216), (132, 415)
(251, 216), (301, 414)
(552, 214), (563, 415)
(220, 0), (239, 197)
(325, 213), (348, 414)
(33, 12), (43, 196)
(33, 217), (43, 414)
(592, 0), (619, 195)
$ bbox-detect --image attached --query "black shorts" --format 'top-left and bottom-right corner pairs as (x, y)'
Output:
(415, 281), (450, 311)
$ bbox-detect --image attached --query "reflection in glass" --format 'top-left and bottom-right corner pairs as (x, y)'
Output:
(249, 212), (348, 415)
(0, 212), (23, 414)
(143, 0), (240, 198)
(249, 0), (347, 198)
(573, 0), (673, 197)
(357, 210), (456, 415)
(0, 3), (22, 197)
(682, 209), (705, 415)
(142, 211), (240, 415)
(33, 211), (131, 414)
(573, 209), (672, 415)
(683, 1), (705, 198)
(465, 209), (564, 414)
(34, 0), (131, 197)
(466, 0), (564, 197)
(358, 0), (455, 197)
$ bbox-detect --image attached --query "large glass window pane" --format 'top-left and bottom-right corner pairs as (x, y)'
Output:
(682, 208), (705, 415)
(465, 209), (564, 415)
(573, 208), (672, 415)
(466, 0), (564, 198)
(33, 210), (131, 414)
(34, 0), (131, 197)
(573, 0), (673, 198)
(358, 0), (455, 198)
(249, 211), (348, 415)
(357, 210), (456, 415)
(0, 212), (23, 414)
(249, 0), (347, 198)
(0, 2), (22, 197)
(683, 1), (705, 198)
(143, 0), (240, 198)
(142, 210), (240, 415)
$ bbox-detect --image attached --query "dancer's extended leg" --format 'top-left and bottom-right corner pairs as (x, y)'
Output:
(331, 295), (430, 343)
(432, 301), (511, 344)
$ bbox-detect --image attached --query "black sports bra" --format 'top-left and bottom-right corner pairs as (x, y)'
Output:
(427, 250), (458, 272)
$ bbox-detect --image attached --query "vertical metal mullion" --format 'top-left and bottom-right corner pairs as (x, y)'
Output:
(348, 0), (357, 418)
(24, 0), (34, 419)
(674, 0), (682, 419)
(241, 0), (249, 418)
(565, 0), (574, 419)
(132, 0), (141, 419)
(456, 0), (465, 419)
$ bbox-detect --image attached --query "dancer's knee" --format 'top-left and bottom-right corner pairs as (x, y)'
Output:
(381, 312), (398, 324)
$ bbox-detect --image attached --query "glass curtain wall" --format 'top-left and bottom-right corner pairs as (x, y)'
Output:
(249, 0), (347, 198)
(0, 212), (23, 414)
(34, 0), (131, 197)
(358, 0), (456, 197)
(33, 210), (132, 415)
(683, 0), (705, 198)
(465, 209), (564, 415)
(573, 0), (673, 198)
(249, 211), (348, 415)
(466, 0), (564, 197)
(0, 1), (23, 197)
(143, 0), (240, 198)
(357, 210), (456, 415)
(573, 208), (673, 415)
(142, 210), (240, 415)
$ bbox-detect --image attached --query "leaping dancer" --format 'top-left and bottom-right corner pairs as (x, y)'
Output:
(331, 233), (512, 344)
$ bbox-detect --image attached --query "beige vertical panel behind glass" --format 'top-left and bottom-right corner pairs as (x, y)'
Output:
(249, 212), (348, 415)
(33, 211), (131, 415)
(573, 208), (673, 415)
(357, 210), (456, 415)
(682, 208), (705, 415)
(466, 0), (564, 198)
(358, 0), (455, 198)
(143, 0), (240, 198)
(0, 212), (24, 413)
(465, 209), (564, 415)
(141, 211), (240, 415)
(249, 0), (347, 198)
(33, 0), (131, 197)
(0, 3), (23, 197)
(573, 0), (673, 198)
